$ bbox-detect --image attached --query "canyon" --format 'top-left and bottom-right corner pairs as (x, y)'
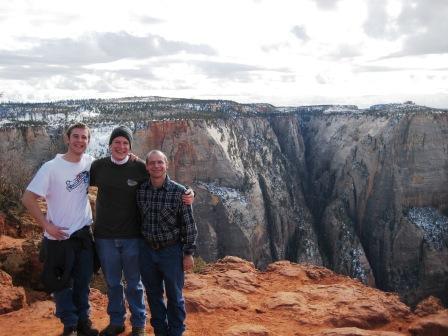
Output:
(0, 98), (447, 308)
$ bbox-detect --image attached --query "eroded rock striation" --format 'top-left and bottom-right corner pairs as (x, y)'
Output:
(1, 100), (447, 305)
(0, 257), (447, 335)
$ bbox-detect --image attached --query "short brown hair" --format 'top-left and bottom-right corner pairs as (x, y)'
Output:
(66, 122), (91, 140)
(145, 150), (168, 164)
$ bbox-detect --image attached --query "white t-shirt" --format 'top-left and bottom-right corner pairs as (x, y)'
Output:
(26, 153), (95, 240)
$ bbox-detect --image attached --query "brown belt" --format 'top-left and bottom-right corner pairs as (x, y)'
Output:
(145, 239), (179, 250)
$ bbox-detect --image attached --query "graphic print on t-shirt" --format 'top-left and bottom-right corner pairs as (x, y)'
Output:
(65, 170), (89, 192)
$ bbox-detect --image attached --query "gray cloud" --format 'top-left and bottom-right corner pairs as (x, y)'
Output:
(313, 0), (342, 10)
(397, 33), (448, 56)
(328, 44), (362, 60)
(190, 60), (291, 82)
(353, 64), (448, 73)
(353, 65), (409, 73)
(191, 61), (263, 81)
(291, 25), (309, 42)
(0, 57), (273, 91)
(114, 68), (157, 80)
(138, 16), (164, 24)
(261, 42), (290, 52)
(363, 0), (396, 39)
(315, 74), (327, 84)
(96, 32), (215, 59)
(395, 0), (448, 56)
(281, 74), (296, 83)
(42, 75), (119, 94)
(0, 53), (39, 66)
(53, 76), (90, 90)
(0, 64), (83, 79)
(89, 80), (117, 93)
(364, 0), (448, 56)
(0, 31), (217, 84)
(0, 31), (216, 68)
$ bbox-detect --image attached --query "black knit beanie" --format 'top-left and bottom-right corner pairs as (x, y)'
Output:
(109, 126), (133, 148)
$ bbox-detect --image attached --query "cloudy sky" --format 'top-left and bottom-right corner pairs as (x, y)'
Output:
(0, 0), (447, 108)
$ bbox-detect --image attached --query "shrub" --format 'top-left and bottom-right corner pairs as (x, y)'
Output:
(0, 150), (33, 211)
(193, 256), (208, 274)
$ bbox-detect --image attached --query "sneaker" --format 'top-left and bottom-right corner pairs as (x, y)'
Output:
(131, 326), (147, 336)
(78, 319), (99, 336)
(62, 325), (78, 336)
(99, 324), (125, 336)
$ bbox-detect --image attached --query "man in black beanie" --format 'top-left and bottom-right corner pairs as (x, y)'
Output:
(90, 126), (194, 336)
(108, 126), (133, 148)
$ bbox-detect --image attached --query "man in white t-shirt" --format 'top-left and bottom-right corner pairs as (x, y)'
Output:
(22, 123), (99, 336)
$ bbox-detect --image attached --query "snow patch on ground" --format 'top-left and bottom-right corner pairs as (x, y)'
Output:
(0, 119), (12, 126)
(87, 124), (117, 158)
(79, 108), (100, 118)
(197, 181), (247, 206)
(407, 207), (448, 250)
(323, 106), (360, 114)
(350, 247), (369, 284)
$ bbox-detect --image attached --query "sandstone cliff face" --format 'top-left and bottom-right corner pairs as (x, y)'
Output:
(0, 126), (63, 167)
(0, 126), (64, 212)
(132, 117), (322, 268)
(301, 112), (448, 304)
(1, 108), (447, 305)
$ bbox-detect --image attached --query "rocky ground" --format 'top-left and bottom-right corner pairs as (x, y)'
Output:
(0, 209), (447, 336)
(0, 232), (447, 336)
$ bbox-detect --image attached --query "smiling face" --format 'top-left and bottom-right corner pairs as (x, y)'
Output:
(66, 127), (90, 157)
(109, 136), (130, 161)
(146, 150), (168, 181)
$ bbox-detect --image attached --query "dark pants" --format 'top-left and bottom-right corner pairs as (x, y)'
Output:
(53, 245), (94, 327)
(139, 241), (186, 336)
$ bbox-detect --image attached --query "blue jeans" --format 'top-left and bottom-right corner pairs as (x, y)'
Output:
(96, 238), (146, 327)
(54, 245), (93, 327)
(139, 241), (186, 336)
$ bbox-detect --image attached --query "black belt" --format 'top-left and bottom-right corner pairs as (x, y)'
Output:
(145, 239), (179, 250)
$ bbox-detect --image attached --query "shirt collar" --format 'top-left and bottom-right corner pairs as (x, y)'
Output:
(110, 155), (129, 165)
(148, 175), (171, 191)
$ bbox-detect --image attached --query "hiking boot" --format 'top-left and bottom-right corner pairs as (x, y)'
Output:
(131, 326), (147, 336)
(62, 325), (78, 336)
(78, 318), (99, 336)
(153, 331), (168, 336)
(99, 324), (125, 336)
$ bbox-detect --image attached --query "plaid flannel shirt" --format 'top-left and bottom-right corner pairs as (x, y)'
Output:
(136, 176), (197, 255)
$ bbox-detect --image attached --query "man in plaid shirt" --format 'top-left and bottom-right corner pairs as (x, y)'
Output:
(137, 150), (197, 336)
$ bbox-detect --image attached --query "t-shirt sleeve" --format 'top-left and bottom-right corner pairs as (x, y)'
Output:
(26, 162), (51, 198)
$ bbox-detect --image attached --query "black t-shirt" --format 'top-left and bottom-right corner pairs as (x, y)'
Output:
(90, 157), (148, 238)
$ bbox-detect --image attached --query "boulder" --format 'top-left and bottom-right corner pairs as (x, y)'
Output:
(408, 310), (448, 336)
(225, 324), (270, 336)
(310, 327), (406, 335)
(0, 270), (26, 314)
(413, 296), (444, 317)
(185, 287), (249, 313)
